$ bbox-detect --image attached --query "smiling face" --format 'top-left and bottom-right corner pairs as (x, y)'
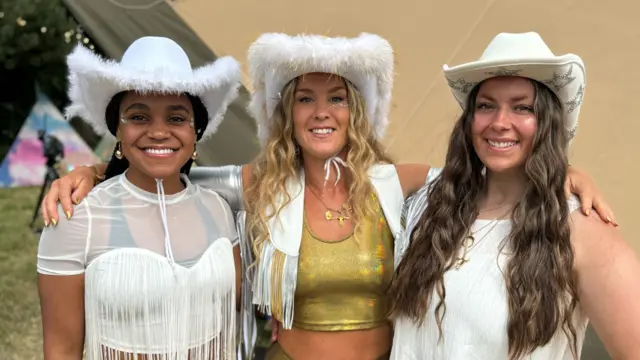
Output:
(117, 91), (196, 180)
(292, 72), (350, 161)
(471, 76), (538, 174)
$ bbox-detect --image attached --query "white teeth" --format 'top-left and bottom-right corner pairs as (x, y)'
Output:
(145, 148), (175, 155)
(488, 140), (517, 148)
(311, 128), (334, 134)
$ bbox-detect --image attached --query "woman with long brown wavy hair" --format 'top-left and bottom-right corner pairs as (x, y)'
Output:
(40, 33), (613, 360)
(388, 32), (640, 360)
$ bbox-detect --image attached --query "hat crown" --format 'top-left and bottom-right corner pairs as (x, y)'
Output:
(479, 32), (556, 62)
(120, 36), (192, 76)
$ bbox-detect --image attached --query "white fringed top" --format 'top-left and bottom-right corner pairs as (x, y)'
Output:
(392, 181), (589, 359)
(37, 172), (238, 359)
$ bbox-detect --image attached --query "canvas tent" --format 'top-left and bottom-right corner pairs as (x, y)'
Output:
(62, 0), (260, 167)
(170, 0), (640, 249)
(0, 92), (100, 187)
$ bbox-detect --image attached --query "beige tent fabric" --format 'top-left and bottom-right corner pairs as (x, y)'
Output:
(172, 0), (639, 257)
(62, 0), (260, 166)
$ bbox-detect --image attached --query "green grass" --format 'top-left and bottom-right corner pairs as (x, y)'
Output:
(0, 186), (45, 359)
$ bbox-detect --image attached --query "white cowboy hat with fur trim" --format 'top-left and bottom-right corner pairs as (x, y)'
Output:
(443, 32), (585, 140)
(65, 36), (242, 141)
(247, 32), (395, 145)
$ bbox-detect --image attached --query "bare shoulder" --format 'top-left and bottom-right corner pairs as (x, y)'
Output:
(394, 163), (431, 198)
(570, 211), (635, 269)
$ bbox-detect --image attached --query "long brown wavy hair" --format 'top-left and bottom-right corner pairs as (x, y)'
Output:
(388, 78), (580, 359)
(245, 75), (393, 263)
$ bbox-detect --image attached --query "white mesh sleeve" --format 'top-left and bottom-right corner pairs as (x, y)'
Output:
(37, 202), (91, 275)
(214, 193), (239, 247)
(196, 185), (240, 248)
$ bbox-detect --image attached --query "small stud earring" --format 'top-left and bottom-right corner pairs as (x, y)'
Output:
(115, 142), (123, 160)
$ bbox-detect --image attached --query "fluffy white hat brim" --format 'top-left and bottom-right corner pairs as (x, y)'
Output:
(247, 32), (394, 145)
(65, 45), (242, 141)
(444, 55), (585, 141)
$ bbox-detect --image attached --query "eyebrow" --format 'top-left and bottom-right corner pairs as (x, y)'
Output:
(295, 86), (347, 94)
(166, 104), (190, 113)
(123, 103), (190, 113)
(123, 103), (149, 112)
(477, 94), (532, 102)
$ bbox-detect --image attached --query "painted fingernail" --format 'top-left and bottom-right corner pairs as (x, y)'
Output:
(65, 211), (71, 220)
(73, 197), (79, 205)
(585, 208), (591, 216)
(51, 218), (57, 226)
(44, 219), (49, 227)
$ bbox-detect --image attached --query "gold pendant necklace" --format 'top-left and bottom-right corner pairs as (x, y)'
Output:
(323, 203), (352, 225)
(307, 184), (352, 226)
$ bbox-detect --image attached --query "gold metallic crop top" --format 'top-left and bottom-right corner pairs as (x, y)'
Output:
(293, 201), (394, 331)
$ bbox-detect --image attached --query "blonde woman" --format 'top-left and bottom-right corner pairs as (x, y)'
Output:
(388, 32), (640, 359)
(41, 33), (613, 360)
(37, 37), (244, 359)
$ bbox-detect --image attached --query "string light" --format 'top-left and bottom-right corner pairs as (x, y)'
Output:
(7, 11), (98, 52)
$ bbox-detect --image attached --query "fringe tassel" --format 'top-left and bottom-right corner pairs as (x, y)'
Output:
(253, 241), (299, 329)
(269, 250), (286, 321)
(236, 210), (257, 360)
(84, 243), (236, 359)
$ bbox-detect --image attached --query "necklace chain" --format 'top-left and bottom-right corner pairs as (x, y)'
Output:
(306, 184), (352, 226)
(454, 207), (512, 269)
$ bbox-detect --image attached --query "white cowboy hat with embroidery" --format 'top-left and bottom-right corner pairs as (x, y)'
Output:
(65, 36), (242, 141)
(443, 32), (585, 140)
(247, 32), (395, 146)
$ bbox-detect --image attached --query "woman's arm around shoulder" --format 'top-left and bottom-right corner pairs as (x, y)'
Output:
(38, 202), (90, 359)
(188, 164), (250, 211)
(571, 211), (640, 359)
(394, 163), (431, 199)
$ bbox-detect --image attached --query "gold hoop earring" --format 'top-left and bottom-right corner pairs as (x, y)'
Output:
(115, 142), (123, 160)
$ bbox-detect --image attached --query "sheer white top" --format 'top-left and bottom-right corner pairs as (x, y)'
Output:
(391, 196), (588, 360)
(37, 172), (238, 359)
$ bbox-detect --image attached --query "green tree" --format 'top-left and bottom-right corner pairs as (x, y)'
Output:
(0, 0), (98, 157)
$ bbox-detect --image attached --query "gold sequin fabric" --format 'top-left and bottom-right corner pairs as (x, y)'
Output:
(293, 200), (394, 331)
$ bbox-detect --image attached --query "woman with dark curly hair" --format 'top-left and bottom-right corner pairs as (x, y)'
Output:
(388, 32), (640, 360)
